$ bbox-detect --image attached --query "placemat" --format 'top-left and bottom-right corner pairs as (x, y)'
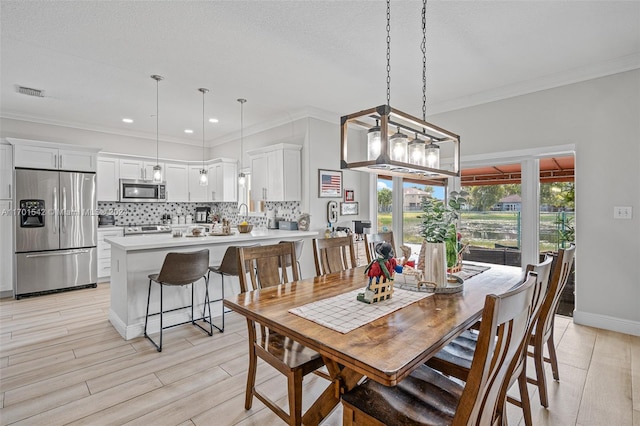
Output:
(454, 263), (491, 280)
(289, 287), (432, 334)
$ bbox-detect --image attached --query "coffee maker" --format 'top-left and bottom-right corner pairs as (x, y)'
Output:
(195, 206), (211, 223)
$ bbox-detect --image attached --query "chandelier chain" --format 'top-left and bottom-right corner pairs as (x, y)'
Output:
(386, 0), (391, 106)
(422, 0), (428, 122)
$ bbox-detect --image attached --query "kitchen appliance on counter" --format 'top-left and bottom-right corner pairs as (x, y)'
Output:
(119, 179), (166, 202)
(98, 214), (116, 226)
(14, 169), (97, 298)
(195, 207), (210, 223)
(123, 224), (172, 236)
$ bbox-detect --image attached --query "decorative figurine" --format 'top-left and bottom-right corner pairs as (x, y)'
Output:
(358, 242), (397, 303)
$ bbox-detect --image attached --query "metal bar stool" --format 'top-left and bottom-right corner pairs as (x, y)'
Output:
(207, 244), (258, 332)
(144, 249), (212, 352)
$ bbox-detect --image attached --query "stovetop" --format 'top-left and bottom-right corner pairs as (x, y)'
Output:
(123, 224), (172, 236)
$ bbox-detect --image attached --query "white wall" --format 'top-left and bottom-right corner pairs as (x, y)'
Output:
(430, 70), (640, 335)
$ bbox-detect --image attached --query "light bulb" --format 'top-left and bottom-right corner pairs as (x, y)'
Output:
(367, 121), (381, 161)
(199, 169), (208, 186)
(152, 165), (162, 183)
(425, 142), (440, 169)
(238, 172), (246, 186)
(390, 129), (408, 163)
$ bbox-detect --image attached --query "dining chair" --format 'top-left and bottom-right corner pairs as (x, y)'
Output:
(341, 272), (538, 426)
(144, 249), (212, 352)
(364, 231), (396, 263)
(207, 244), (259, 332)
(527, 244), (576, 408)
(237, 242), (325, 426)
(279, 239), (304, 272)
(426, 255), (554, 426)
(312, 235), (357, 276)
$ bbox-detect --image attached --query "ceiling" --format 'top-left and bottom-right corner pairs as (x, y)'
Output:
(1, 1), (639, 148)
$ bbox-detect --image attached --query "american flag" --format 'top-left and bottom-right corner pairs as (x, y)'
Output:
(321, 174), (341, 193)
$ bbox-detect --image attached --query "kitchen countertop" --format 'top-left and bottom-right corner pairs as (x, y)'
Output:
(104, 229), (318, 252)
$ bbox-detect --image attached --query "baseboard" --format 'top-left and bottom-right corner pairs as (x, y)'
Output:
(573, 310), (640, 336)
(0, 290), (14, 299)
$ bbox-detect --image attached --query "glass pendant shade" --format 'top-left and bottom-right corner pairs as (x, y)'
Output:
(199, 169), (208, 186)
(367, 122), (382, 160)
(425, 142), (440, 169)
(408, 138), (425, 166)
(390, 129), (408, 163)
(238, 171), (246, 186)
(152, 165), (162, 183)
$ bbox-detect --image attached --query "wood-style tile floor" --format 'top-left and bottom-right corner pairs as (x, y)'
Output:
(0, 283), (638, 425)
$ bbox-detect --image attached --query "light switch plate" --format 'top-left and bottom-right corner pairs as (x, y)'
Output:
(613, 206), (632, 219)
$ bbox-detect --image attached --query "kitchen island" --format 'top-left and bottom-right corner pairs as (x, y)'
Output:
(105, 229), (318, 340)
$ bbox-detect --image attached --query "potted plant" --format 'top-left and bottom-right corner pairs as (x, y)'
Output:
(419, 191), (467, 287)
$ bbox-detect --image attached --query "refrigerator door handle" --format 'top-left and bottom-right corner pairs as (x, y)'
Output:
(53, 186), (58, 234)
(25, 249), (91, 258)
(62, 186), (67, 231)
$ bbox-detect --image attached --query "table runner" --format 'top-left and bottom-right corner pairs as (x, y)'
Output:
(289, 287), (432, 334)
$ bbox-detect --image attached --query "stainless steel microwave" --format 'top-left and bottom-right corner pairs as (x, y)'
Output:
(119, 179), (166, 202)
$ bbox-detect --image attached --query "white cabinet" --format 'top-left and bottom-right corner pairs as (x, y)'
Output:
(14, 145), (96, 172)
(119, 159), (163, 181)
(188, 165), (209, 202)
(165, 163), (189, 202)
(98, 227), (124, 281)
(208, 159), (237, 202)
(0, 200), (12, 294)
(97, 156), (120, 201)
(0, 144), (12, 200)
(248, 144), (301, 202)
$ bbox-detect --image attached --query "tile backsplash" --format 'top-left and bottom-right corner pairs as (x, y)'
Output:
(98, 201), (302, 227)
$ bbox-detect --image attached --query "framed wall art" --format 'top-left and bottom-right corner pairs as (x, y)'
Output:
(318, 169), (342, 198)
(344, 189), (355, 202)
(340, 202), (359, 216)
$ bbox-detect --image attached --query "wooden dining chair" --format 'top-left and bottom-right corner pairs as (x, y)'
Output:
(364, 231), (396, 263)
(341, 272), (538, 426)
(312, 236), (357, 276)
(237, 242), (325, 426)
(426, 255), (554, 426)
(527, 244), (576, 408)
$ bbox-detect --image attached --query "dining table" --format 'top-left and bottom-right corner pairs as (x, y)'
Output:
(224, 262), (522, 425)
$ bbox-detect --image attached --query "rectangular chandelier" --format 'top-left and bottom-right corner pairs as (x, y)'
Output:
(340, 105), (460, 182)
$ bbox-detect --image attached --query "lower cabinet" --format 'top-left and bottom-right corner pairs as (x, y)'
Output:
(98, 227), (124, 282)
(0, 200), (13, 295)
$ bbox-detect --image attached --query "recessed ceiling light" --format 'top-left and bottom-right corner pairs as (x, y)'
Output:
(208, 118), (219, 123)
(184, 129), (194, 134)
(122, 118), (133, 123)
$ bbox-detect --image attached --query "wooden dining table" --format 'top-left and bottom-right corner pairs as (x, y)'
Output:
(224, 263), (522, 425)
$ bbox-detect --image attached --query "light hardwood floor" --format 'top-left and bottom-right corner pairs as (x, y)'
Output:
(0, 283), (638, 425)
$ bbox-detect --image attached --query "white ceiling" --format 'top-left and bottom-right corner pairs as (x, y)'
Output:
(1, 1), (639, 147)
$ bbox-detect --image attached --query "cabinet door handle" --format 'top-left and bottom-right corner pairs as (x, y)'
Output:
(8, 184), (11, 199)
(59, 154), (62, 169)
(188, 191), (191, 202)
(141, 168), (144, 180)
(54, 155), (57, 169)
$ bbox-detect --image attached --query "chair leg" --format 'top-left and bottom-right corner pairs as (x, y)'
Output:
(245, 322), (258, 410)
(517, 367), (533, 426)
(144, 279), (152, 337)
(534, 342), (548, 407)
(158, 284), (163, 352)
(287, 369), (303, 426)
(547, 333), (560, 381)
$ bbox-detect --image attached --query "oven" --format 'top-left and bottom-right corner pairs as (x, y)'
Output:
(119, 179), (166, 202)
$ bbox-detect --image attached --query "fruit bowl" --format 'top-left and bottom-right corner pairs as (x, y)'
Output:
(237, 223), (253, 233)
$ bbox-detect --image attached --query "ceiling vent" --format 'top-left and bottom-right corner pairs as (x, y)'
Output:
(15, 85), (45, 97)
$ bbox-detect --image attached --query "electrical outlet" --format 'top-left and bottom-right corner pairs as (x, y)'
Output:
(613, 206), (632, 219)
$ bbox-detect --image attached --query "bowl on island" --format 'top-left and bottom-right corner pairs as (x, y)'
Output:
(237, 223), (253, 233)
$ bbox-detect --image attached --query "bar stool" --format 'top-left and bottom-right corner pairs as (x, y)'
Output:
(207, 244), (258, 331)
(144, 249), (212, 352)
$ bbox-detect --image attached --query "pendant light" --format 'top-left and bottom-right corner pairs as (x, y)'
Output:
(339, 0), (460, 181)
(151, 75), (163, 183)
(198, 88), (209, 186)
(237, 98), (247, 186)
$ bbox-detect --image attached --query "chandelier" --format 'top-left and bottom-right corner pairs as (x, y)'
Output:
(340, 0), (460, 182)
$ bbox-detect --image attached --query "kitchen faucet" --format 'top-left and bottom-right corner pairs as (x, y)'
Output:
(238, 203), (249, 223)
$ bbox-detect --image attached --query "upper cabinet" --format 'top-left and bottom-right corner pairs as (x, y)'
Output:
(188, 165), (209, 202)
(208, 158), (237, 202)
(248, 144), (301, 202)
(0, 144), (12, 200)
(165, 162), (189, 202)
(13, 143), (97, 172)
(97, 156), (120, 201)
(120, 158), (164, 181)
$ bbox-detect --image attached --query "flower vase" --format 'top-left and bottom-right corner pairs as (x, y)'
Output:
(423, 241), (448, 288)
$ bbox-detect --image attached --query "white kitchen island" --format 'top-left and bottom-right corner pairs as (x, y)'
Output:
(105, 229), (318, 340)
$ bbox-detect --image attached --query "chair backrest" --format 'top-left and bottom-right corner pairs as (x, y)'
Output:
(364, 232), (396, 263)
(237, 242), (300, 292)
(525, 254), (555, 325)
(156, 249), (210, 285)
(536, 244), (576, 340)
(312, 236), (357, 276)
(453, 272), (537, 425)
(216, 244), (259, 276)
(278, 239), (304, 267)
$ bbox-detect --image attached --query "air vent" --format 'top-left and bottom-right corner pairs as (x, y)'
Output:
(15, 85), (45, 97)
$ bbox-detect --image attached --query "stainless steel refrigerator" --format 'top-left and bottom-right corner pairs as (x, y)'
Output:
(14, 169), (97, 298)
